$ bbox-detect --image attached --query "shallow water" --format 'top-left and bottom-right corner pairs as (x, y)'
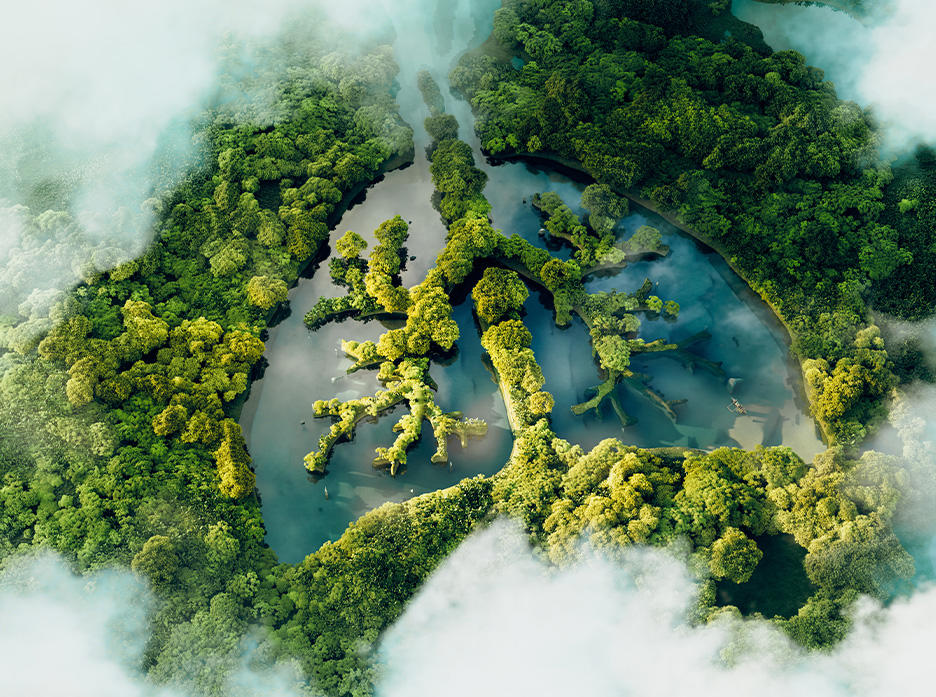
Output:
(241, 0), (823, 562)
(518, 203), (823, 456)
(241, 162), (514, 562)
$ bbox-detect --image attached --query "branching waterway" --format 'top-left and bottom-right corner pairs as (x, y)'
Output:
(240, 0), (823, 563)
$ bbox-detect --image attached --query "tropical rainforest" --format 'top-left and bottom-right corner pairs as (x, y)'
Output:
(0, 1), (933, 696)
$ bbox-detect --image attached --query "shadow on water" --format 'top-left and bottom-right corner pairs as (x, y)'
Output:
(716, 534), (815, 618)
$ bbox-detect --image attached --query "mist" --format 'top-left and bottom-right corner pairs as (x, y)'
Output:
(8, 1), (936, 695)
(0, 552), (164, 696)
(733, 0), (936, 154)
(0, 0), (348, 323)
(376, 520), (934, 697)
(0, 551), (320, 697)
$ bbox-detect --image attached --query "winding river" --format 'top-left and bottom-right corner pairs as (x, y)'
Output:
(240, 0), (823, 563)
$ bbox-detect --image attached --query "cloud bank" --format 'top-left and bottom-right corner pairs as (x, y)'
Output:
(376, 520), (935, 697)
(4, 522), (935, 697)
(0, 552), (317, 697)
(0, 0), (317, 319)
(733, 0), (936, 153)
(0, 553), (163, 697)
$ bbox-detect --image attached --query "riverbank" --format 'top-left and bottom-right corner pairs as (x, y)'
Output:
(233, 149), (415, 436)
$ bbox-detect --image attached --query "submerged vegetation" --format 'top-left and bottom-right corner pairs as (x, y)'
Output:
(0, 2), (932, 696)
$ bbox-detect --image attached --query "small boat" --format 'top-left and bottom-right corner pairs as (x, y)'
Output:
(727, 397), (747, 415)
(323, 484), (329, 500)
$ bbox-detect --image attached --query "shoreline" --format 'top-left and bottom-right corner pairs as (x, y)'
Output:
(234, 149), (416, 443)
(495, 150), (827, 446)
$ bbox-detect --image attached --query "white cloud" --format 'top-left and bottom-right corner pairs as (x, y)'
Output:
(0, 0), (314, 318)
(733, 0), (936, 153)
(376, 520), (936, 697)
(0, 553), (167, 697)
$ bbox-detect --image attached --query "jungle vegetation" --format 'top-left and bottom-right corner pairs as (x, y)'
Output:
(0, 3), (928, 697)
(452, 0), (908, 445)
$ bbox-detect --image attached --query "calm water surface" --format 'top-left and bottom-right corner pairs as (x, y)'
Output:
(241, 0), (822, 562)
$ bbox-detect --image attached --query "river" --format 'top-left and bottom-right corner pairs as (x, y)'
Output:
(240, 0), (823, 564)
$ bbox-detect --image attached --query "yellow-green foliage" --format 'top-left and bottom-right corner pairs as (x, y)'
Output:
(306, 358), (486, 475)
(246, 275), (288, 310)
(804, 325), (895, 445)
(498, 435), (912, 610)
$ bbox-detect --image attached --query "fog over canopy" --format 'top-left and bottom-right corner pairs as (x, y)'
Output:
(0, 0), (337, 321)
(3, 1), (936, 695)
(0, 0), (494, 327)
(5, 517), (935, 697)
(376, 520), (936, 697)
(0, 553), (315, 697)
(733, 0), (936, 154)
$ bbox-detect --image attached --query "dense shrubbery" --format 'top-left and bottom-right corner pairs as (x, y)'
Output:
(869, 148), (936, 320)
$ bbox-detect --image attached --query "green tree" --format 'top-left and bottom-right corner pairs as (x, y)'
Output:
(709, 527), (763, 583)
(472, 267), (529, 324)
(246, 275), (289, 310)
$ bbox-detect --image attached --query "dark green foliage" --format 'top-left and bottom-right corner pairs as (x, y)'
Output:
(870, 148), (936, 320)
(429, 139), (490, 223)
(454, 0), (909, 443)
(424, 114), (459, 144)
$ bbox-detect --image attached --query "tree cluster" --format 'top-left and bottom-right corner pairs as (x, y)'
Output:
(453, 0), (910, 443)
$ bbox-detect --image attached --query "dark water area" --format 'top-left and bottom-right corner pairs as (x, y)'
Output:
(241, 0), (822, 563)
(716, 534), (814, 618)
(489, 176), (823, 457)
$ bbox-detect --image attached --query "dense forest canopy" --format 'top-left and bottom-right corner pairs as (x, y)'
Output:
(0, 1), (933, 696)
(451, 0), (921, 445)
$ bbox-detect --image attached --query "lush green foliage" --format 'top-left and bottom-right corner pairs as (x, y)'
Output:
(870, 148), (936, 320)
(453, 0), (906, 443)
(494, 422), (913, 640)
(0, 37), (427, 696)
(0, 5), (926, 697)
